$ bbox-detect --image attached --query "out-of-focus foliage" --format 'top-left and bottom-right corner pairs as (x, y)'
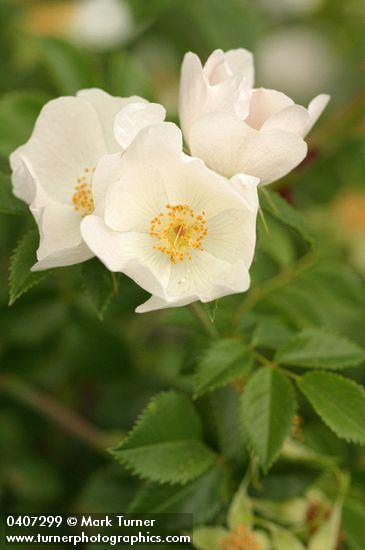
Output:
(0, 0), (365, 548)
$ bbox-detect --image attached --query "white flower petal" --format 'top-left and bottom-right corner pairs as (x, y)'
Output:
(11, 89), (160, 273)
(161, 154), (253, 219)
(83, 122), (258, 312)
(245, 88), (294, 130)
(136, 253), (250, 312)
(135, 294), (196, 313)
(77, 88), (146, 152)
(32, 201), (93, 270)
(80, 214), (135, 270)
(203, 49), (231, 85)
(105, 163), (168, 233)
(9, 150), (37, 204)
(179, 52), (206, 140)
(179, 50), (251, 142)
(306, 93), (330, 135)
(167, 251), (250, 302)
(19, 97), (107, 204)
(92, 152), (122, 215)
(122, 121), (184, 158)
(108, 122), (254, 229)
(261, 104), (311, 136)
(230, 173), (260, 209)
(225, 48), (254, 88)
(104, 124), (182, 233)
(37, 202), (84, 250)
(81, 215), (171, 298)
(114, 101), (166, 150)
(189, 111), (307, 184)
(32, 243), (92, 271)
(204, 207), (257, 265)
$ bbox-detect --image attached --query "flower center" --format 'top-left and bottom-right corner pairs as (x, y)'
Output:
(72, 167), (95, 217)
(149, 204), (208, 263)
(221, 526), (262, 550)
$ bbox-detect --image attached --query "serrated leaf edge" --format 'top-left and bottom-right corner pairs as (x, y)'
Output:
(110, 390), (216, 485)
(8, 229), (49, 305)
(112, 442), (216, 486)
(193, 340), (252, 399)
(276, 328), (365, 369)
(241, 368), (297, 471)
(298, 371), (365, 444)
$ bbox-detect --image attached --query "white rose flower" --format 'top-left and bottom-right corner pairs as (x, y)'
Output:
(179, 48), (254, 141)
(81, 122), (259, 313)
(180, 49), (330, 184)
(10, 91), (165, 271)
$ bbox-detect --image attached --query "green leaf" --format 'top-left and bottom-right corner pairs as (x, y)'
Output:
(211, 386), (247, 467)
(255, 260), (365, 337)
(129, 466), (228, 527)
(227, 482), (252, 529)
(82, 258), (118, 320)
(0, 172), (27, 215)
(111, 392), (216, 485)
(259, 188), (312, 244)
(301, 423), (345, 457)
(257, 214), (296, 268)
(203, 300), (219, 323)
(343, 498), (365, 550)
(241, 368), (296, 469)
(38, 37), (99, 95)
(298, 372), (365, 443)
(276, 328), (365, 369)
(78, 464), (137, 514)
(0, 91), (49, 157)
(8, 229), (51, 306)
(252, 317), (294, 350)
(249, 464), (320, 501)
(193, 339), (253, 398)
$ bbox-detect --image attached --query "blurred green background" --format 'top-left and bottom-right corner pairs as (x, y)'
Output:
(0, 1), (365, 548)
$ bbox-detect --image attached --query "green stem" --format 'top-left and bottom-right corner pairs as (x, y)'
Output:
(190, 301), (219, 339)
(111, 272), (119, 295)
(251, 348), (276, 369)
(258, 206), (269, 236)
(247, 344), (300, 380)
(0, 376), (109, 455)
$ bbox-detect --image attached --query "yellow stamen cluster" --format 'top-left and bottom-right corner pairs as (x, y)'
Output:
(72, 167), (95, 217)
(149, 204), (208, 263)
(221, 525), (262, 550)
